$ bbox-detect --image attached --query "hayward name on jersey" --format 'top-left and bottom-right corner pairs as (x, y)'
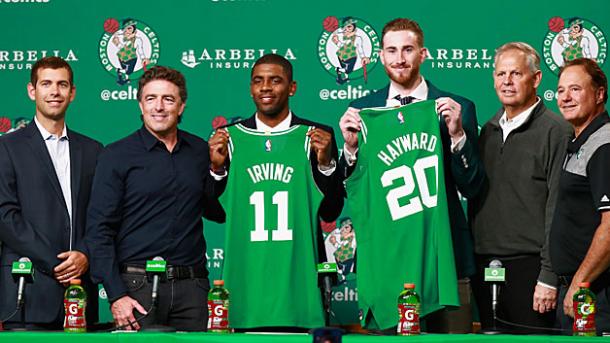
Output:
(345, 100), (459, 330)
(376, 132), (438, 167)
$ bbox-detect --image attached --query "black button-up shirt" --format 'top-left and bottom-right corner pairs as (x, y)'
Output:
(86, 126), (223, 302)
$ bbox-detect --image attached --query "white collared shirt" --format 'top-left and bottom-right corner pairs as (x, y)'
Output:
(255, 111), (293, 133)
(386, 77), (429, 106)
(498, 98), (540, 142)
(34, 117), (72, 230)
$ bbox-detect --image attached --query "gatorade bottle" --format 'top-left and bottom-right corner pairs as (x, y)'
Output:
(397, 283), (420, 335)
(573, 282), (596, 336)
(207, 280), (231, 333)
(64, 279), (86, 333)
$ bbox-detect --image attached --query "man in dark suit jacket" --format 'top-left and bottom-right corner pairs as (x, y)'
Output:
(208, 54), (342, 329)
(339, 18), (485, 332)
(0, 57), (102, 329)
(210, 53), (343, 223)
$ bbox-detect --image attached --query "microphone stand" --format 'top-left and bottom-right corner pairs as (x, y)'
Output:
(140, 293), (175, 333)
(141, 257), (174, 332)
(317, 262), (338, 327)
(323, 276), (332, 326)
(480, 259), (505, 334)
(480, 288), (503, 335)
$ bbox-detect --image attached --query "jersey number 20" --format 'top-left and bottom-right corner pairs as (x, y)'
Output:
(381, 155), (438, 221)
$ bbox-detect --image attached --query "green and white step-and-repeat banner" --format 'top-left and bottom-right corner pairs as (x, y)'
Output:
(1, 0), (607, 324)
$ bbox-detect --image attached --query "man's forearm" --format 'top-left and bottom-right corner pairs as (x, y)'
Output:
(572, 212), (610, 284)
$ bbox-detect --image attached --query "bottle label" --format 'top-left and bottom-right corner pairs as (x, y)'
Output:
(573, 301), (596, 333)
(397, 303), (420, 335)
(207, 299), (229, 330)
(64, 299), (86, 329)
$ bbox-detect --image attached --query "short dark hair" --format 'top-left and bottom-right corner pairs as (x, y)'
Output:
(560, 58), (608, 103)
(381, 18), (424, 48)
(137, 65), (188, 102)
(252, 54), (293, 82)
(30, 56), (74, 87)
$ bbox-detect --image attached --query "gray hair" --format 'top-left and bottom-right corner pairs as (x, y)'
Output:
(494, 42), (541, 74)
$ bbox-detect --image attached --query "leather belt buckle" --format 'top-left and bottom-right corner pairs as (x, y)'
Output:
(166, 266), (176, 280)
(122, 264), (146, 275)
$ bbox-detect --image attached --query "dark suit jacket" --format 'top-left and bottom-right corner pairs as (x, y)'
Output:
(340, 81), (485, 278)
(0, 121), (102, 324)
(232, 113), (344, 222)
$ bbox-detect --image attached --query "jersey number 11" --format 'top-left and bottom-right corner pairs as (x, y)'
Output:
(249, 191), (293, 242)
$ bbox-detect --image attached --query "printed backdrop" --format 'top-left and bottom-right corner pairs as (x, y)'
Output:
(0, 0), (608, 325)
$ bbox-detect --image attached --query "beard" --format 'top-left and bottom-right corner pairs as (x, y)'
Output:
(383, 63), (421, 89)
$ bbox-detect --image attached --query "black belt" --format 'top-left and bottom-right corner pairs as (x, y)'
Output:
(121, 264), (206, 280)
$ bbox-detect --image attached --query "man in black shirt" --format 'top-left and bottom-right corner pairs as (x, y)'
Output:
(86, 66), (223, 331)
(550, 58), (610, 335)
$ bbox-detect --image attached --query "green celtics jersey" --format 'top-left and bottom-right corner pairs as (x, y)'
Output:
(345, 100), (459, 330)
(220, 124), (324, 329)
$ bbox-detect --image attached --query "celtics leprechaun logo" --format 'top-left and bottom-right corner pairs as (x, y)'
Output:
(324, 217), (357, 283)
(317, 16), (380, 85)
(98, 18), (160, 85)
(542, 16), (607, 74)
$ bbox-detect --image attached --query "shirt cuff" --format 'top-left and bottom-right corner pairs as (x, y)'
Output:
(536, 281), (557, 290)
(450, 132), (466, 153)
(210, 169), (227, 181)
(318, 159), (336, 176)
(343, 144), (358, 167)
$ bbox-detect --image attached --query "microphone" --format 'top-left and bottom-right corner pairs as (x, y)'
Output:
(11, 257), (33, 308)
(317, 262), (338, 297)
(488, 259), (504, 316)
(480, 260), (566, 334)
(141, 257), (175, 332)
(481, 259), (505, 334)
(317, 262), (338, 326)
(145, 257), (166, 309)
(0, 258), (34, 324)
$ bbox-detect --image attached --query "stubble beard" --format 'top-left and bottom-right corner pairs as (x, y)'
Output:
(383, 60), (421, 90)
